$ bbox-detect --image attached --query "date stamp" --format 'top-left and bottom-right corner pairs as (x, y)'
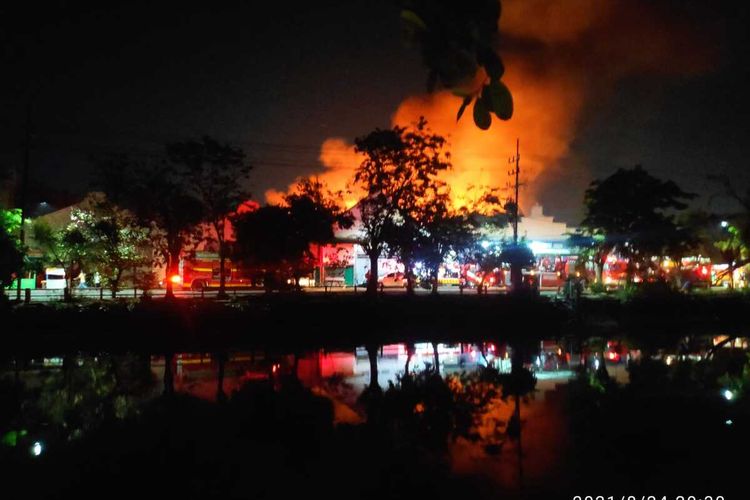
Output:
(572, 497), (726, 500)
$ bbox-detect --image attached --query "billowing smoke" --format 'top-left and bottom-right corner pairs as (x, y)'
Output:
(265, 138), (365, 207)
(266, 0), (715, 212)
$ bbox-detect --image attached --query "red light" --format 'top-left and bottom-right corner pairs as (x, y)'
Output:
(170, 275), (182, 284)
(701, 267), (708, 276)
(607, 351), (618, 361)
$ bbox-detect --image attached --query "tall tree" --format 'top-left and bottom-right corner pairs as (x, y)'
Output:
(579, 165), (695, 284)
(708, 177), (750, 286)
(381, 213), (423, 294)
(33, 217), (90, 298)
(284, 179), (353, 250)
(416, 191), (475, 294)
(0, 214), (23, 293)
(714, 220), (749, 287)
(75, 200), (150, 298)
(353, 118), (451, 295)
(132, 163), (202, 298)
(233, 205), (297, 292)
(94, 156), (203, 299)
(452, 204), (508, 292)
(234, 179), (352, 292)
(167, 136), (252, 299)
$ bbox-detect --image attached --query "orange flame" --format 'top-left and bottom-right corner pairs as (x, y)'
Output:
(391, 56), (583, 211)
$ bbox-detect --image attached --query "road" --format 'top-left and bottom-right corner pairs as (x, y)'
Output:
(3, 285), (565, 302)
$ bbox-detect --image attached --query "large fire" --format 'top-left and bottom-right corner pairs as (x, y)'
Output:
(266, 0), (714, 213)
(391, 57), (582, 211)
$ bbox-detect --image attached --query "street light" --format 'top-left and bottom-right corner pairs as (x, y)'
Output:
(30, 441), (43, 457)
(721, 220), (729, 228)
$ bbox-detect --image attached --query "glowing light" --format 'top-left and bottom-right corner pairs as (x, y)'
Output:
(528, 241), (549, 255)
(170, 275), (182, 284)
(726, 419), (733, 426)
(31, 441), (43, 457)
(701, 267), (709, 276)
(723, 389), (734, 401)
(721, 220), (729, 228)
(594, 358), (600, 371)
(297, 277), (315, 287)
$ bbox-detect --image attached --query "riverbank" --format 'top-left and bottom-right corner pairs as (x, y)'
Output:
(3, 292), (750, 356)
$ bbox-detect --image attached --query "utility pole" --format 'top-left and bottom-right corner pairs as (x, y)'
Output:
(507, 138), (520, 244)
(507, 139), (522, 293)
(315, 174), (326, 288)
(16, 100), (32, 300)
(513, 138), (520, 245)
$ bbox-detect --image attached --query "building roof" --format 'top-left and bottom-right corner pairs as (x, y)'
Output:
(517, 204), (576, 243)
(334, 203), (576, 245)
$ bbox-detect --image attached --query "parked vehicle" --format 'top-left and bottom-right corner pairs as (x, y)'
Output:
(42, 268), (66, 289)
(438, 271), (461, 286)
(176, 252), (260, 290)
(379, 272), (406, 288)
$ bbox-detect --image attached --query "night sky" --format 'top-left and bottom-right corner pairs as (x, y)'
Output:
(2, 0), (749, 223)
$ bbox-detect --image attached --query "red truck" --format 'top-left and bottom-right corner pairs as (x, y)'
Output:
(174, 252), (259, 290)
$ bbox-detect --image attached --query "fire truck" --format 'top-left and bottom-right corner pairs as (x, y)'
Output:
(175, 252), (259, 290)
(676, 257), (712, 288)
(598, 255), (712, 289)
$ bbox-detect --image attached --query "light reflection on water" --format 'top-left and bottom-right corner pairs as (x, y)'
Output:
(9, 341), (612, 405)
(154, 343), (515, 400)
(0, 342), (617, 495)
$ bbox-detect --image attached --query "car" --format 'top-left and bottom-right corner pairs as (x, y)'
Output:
(438, 272), (461, 286)
(604, 340), (629, 363)
(379, 272), (407, 288)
